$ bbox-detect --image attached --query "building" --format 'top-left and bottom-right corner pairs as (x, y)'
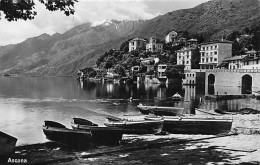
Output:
(157, 64), (168, 78)
(128, 38), (147, 52)
(241, 54), (260, 69)
(185, 39), (198, 47)
(183, 69), (205, 85)
(165, 31), (178, 43)
(177, 46), (198, 71)
(146, 37), (163, 53)
(199, 40), (232, 69)
(223, 55), (248, 69)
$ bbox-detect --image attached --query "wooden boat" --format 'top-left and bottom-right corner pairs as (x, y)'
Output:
(196, 108), (260, 115)
(195, 108), (222, 115)
(43, 121), (92, 149)
(0, 131), (17, 156)
(137, 103), (184, 116)
(71, 118), (123, 145)
(145, 116), (233, 135)
(104, 117), (164, 134)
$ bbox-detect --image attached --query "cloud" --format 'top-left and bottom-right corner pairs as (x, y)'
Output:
(0, 0), (208, 46)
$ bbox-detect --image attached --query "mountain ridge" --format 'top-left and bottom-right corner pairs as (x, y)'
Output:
(0, 0), (259, 76)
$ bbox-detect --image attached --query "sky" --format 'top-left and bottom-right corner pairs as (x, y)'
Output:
(0, 0), (209, 46)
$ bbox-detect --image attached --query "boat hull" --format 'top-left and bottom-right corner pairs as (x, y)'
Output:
(195, 108), (222, 116)
(71, 123), (123, 145)
(43, 126), (91, 149)
(137, 104), (184, 116)
(146, 116), (232, 135)
(0, 131), (17, 156)
(104, 120), (163, 134)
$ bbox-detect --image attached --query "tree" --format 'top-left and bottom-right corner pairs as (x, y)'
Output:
(0, 0), (78, 21)
(114, 64), (126, 77)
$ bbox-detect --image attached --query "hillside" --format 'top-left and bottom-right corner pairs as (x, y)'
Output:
(0, 0), (259, 76)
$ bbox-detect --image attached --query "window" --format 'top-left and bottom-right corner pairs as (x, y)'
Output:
(214, 58), (217, 61)
(215, 45), (218, 49)
(206, 58), (208, 62)
(214, 51), (218, 55)
(210, 57), (213, 62)
(210, 52), (213, 56)
(206, 53), (208, 56)
(257, 60), (259, 64)
(211, 46), (213, 50)
(201, 52), (205, 57)
(202, 58), (205, 63)
(206, 47), (208, 51)
(186, 61), (189, 64)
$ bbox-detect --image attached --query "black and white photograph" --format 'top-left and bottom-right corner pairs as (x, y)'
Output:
(0, 0), (260, 164)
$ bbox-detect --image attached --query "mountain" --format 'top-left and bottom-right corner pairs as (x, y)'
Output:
(0, 20), (144, 76)
(132, 0), (260, 40)
(0, 0), (259, 76)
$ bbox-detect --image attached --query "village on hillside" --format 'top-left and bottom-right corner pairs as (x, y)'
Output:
(78, 28), (260, 94)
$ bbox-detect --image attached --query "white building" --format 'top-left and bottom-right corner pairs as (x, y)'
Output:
(177, 47), (197, 71)
(157, 64), (168, 78)
(146, 37), (163, 53)
(242, 55), (260, 69)
(224, 55), (247, 69)
(199, 40), (232, 69)
(165, 31), (178, 43)
(128, 38), (147, 52)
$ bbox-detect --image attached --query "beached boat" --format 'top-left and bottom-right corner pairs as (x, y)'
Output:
(0, 131), (17, 157)
(71, 118), (123, 145)
(104, 117), (163, 134)
(137, 103), (184, 116)
(43, 121), (92, 149)
(145, 116), (233, 135)
(196, 108), (260, 115)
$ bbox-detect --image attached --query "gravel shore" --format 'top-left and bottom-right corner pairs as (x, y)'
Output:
(4, 133), (259, 165)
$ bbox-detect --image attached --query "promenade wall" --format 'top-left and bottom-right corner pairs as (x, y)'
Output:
(205, 69), (260, 89)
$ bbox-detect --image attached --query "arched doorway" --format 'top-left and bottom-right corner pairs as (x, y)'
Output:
(241, 74), (252, 94)
(208, 74), (215, 86)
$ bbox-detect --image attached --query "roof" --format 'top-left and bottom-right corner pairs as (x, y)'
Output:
(199, 40), (232, 46)
(130, 38), (147, 42)
(187, 39), (198, 42)
(217, 61), (229, 68)
(224, 55), (248, 61)
(177, 46), (197, 52)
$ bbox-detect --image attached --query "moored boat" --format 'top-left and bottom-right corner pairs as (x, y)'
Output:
(43, 121), (92, 149)
(0, 131), (17, 157)
(104, 117), (163, 134)
(145, 116), (233, 135)
(195, 108), (224, 115)
(137, 103), (184, 116)
(196, 108), (260, 115)
(71, 118), (123, 145)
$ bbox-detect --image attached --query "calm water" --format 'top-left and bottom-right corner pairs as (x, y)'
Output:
(0, 76), (260, 145)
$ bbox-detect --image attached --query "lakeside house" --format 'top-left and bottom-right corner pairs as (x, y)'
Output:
(199, 40), (232, 69)
(146, 37), (163, 53)
(128, 38), (147, 52)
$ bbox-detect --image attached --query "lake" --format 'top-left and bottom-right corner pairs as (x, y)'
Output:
(0, 76), (260, 145)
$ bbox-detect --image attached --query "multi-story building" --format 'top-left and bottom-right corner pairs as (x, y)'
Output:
(128, 38), (147, 52)
(146, 37), (163, 53)
(177, 46), (197, 71)
(199, 40), (232, 69)
(165, 31), (178, 43)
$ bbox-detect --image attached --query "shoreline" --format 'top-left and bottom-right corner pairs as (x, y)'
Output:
(4, 133), (259, 164)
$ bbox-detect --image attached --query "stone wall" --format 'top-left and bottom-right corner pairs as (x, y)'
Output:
(205, 69), (260, 90)
(231, 114), (260, 134)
